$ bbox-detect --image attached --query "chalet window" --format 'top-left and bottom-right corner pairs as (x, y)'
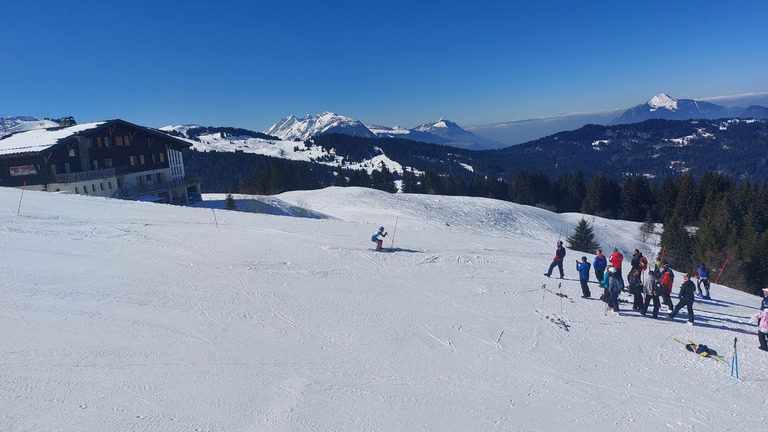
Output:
(69, 149), (76, 157)
(156, 173), (162, 183)
(100, 183), (104, 191)
(92, 160), (99, 170)
(92, 184), (96, 192)
(129, 156), (136, 166)
(97, 137), (104, 147)
(75, 187), (79, 194)
(159, 153), (165, 163)
(124, 135), (131, 146)
(108, 182), (113, 189)
(88, 138), (95, 148)
(116, 136), (123, 146)
(104, 158), (113, 168)
(139, 155), (145, 164)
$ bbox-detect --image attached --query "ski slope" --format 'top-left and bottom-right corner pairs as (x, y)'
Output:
(1, 186), (766, 431)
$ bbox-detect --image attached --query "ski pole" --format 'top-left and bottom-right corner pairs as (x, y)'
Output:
(731, 337), (738, 378)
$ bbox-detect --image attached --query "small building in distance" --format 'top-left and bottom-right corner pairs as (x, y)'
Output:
(0, 118), (201, 204)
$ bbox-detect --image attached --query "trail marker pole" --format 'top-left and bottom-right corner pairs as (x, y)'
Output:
(715, 259), (729, 284)
(731, 337), (738, 378)
(212, 208), (219, 228)
(390, 216), (399, 249)
(17, 181), (26, 216)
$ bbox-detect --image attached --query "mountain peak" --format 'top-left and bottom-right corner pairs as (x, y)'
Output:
(264, 112), (375, 141)
(648, 93), (678, 111)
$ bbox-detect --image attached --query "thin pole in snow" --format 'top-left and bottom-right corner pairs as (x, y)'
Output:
(17, 181), (26, 216)
(390, 216), (399, 249)
(715, 258), (729, 284)
(211, 208), (219, 228)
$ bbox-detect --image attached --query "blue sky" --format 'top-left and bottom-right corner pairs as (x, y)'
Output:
(1, 0), (767, 132)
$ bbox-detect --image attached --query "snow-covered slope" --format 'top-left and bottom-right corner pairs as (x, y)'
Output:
(2, 186), (766, 431)
(159, 125), (404, 176)
(1, 116), (59, 138)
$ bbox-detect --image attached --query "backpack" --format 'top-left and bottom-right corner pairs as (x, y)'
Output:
(639, 256), (648, 270)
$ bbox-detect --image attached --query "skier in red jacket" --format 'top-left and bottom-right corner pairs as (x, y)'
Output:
(609, 248), (624, 280)
(544, 241), (566, 279)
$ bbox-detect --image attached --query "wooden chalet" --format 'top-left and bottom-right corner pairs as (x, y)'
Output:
(0, 118), (201, 204)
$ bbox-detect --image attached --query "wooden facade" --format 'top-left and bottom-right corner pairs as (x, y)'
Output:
(0, 119), (201, 204)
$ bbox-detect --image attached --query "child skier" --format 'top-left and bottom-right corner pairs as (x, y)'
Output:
(371, 226), (387, 251)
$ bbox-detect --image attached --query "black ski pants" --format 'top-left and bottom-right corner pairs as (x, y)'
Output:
(579, 278), (591, 298)
(546, 260), (564, 278)
(670, 297), (695, 323)
(641, 295), (660, 318)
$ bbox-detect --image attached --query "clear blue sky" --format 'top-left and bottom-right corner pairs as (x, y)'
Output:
(1, 0), (766, 131)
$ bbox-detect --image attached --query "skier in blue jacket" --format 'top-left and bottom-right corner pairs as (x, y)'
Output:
(696, 263), (711, 299)
(576, 256), (591, 298)
(593, 248), (607, 283)
(371, 226), (387, 251)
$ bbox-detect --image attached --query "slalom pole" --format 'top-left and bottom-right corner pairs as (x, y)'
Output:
(17, 181), (26, 216)
(715, 259), (729, 284)
(390, 216), (399, 249)
(211, 208), (219, 228)
(660, 245), (666, 263)
(731, 337), (738, 378)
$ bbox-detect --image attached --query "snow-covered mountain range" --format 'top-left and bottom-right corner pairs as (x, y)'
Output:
(469, 92), (768, 145)
(265, 112), (506, 150)
(4, 92), (768, 148)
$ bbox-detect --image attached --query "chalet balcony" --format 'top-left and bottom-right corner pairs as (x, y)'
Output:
(49, 166), (130, 184)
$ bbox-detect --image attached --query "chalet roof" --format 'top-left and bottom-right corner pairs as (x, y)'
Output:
(0, 119), (192, 157)
(0, 122), (105, 156)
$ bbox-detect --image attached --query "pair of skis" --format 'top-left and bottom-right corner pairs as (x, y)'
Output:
(673, 338), (728, 363)
(537, 283), (570, 331)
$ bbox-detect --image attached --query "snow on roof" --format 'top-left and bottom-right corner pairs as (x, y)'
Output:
(0, 122), (105, 156)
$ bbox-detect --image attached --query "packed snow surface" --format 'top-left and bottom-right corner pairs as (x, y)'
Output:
(2, 186), (766, 431)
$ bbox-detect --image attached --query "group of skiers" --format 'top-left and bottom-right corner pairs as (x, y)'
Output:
(545, 241), (768, 351)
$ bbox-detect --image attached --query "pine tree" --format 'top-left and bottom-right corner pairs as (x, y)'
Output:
(659, 214), (692, 270)
(566, 218), (600, 253)
(225, 193), (236, 211)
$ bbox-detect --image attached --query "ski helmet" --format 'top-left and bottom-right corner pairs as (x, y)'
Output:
(379, 227), (384, 231)
(557, 241), (563, 246)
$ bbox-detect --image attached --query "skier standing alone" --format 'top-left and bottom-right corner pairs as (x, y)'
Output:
(544, 241), (566, 278)
(371, 226), (387, 251)
(697, 263), (711, 299)
(576, 256), (591, 298)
